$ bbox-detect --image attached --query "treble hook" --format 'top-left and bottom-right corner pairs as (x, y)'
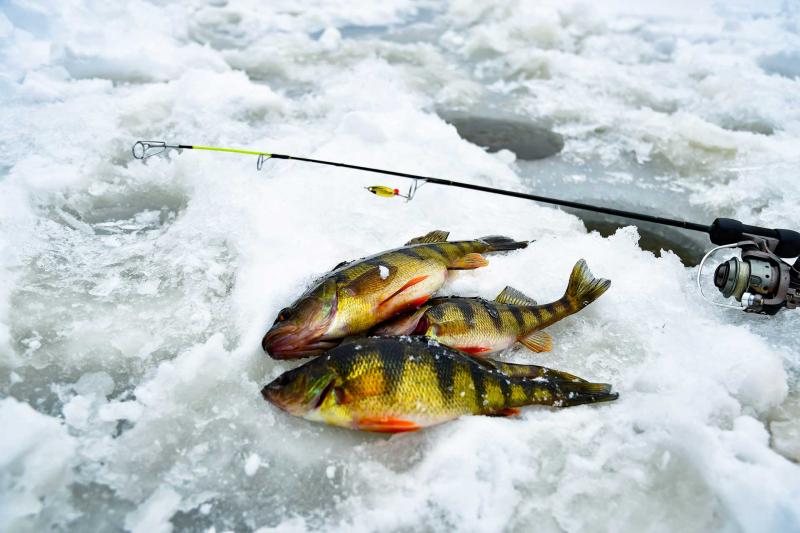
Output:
(365, 179), (427, 202)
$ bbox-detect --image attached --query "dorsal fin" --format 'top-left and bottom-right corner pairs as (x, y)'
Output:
(495, 286), (537, 306)
(405, 230), (449, 245)
(330, 259), (352, 271)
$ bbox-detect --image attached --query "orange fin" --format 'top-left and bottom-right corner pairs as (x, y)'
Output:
(357, 417), (421, 433)
(408, 295), (431, 307)
(519, 330), (553, 353)
(379, 275), (429, 307)
(448, 253), (489, 270)
(487, 408), (520, 417)
(459, 346), (492, 356)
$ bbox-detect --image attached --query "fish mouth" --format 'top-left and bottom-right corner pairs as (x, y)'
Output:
(262, 324), (339, 359)
(261, 372), (336, 416)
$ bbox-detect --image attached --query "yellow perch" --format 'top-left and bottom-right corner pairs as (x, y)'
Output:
(262, 336), (618, 432)
(375, 259), (609, 356)
(262, 230), (528, 359)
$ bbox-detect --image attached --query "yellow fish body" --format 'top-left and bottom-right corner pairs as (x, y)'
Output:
(375, 259), (609, 356)
(263, 231), (527, 359)
(262, 336), (618, 432)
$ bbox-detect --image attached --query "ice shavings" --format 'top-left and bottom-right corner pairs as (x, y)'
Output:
(0, 0), (799, 531)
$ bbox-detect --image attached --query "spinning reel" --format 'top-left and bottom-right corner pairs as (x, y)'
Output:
(698, 218), (800, 315)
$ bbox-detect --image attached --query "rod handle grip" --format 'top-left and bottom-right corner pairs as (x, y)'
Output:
(710, 218), (800, 258)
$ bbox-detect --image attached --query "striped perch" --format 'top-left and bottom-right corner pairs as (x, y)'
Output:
(262, 336), (618, 433)
(375, 259), (610, 356)
(263, 230), (528, 359)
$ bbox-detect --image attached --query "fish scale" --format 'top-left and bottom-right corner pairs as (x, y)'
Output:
(262, 337), (619, 432)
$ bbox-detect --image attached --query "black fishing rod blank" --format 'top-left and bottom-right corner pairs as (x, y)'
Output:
(132, 140), (800, 314)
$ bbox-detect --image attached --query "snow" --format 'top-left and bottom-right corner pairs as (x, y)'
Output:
(1, 0), (799, 532)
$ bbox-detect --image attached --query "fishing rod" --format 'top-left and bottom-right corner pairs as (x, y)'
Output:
(132, 140), (799, 315)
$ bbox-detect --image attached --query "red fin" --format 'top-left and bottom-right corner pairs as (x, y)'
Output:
(486, 407), (521, 417)
(459, 346), (492, 355)
(379, 275), (429, 307)
(357, 417), (421, 433)
(408, 295), (431, 307)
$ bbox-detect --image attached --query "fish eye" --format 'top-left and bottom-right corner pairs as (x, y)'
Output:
(274, 307), (294, 324)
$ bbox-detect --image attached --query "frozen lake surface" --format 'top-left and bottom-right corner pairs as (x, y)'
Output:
(1, 1), (799, 531)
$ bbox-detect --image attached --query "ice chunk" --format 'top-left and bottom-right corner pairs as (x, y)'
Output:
(124, 485), (182, 533)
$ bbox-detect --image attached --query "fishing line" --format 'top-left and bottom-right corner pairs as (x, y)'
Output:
(131, 140), (799, 253)
(132, 140), (800, 314)
(132, 141), (709, 230)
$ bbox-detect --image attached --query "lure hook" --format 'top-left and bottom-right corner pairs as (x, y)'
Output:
(365, 179), (426, 202)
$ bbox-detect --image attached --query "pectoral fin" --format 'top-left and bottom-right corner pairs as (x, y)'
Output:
(495, 286), (537, 306)
(486, 408), (521, 417)
(377, 275), (430, 307)
(373, 306), (430, 336)
(357, 417), (421, 433)
(405, 230), (450, 245)
(519, 330), (553, 353)
(448, 253), (489, 270)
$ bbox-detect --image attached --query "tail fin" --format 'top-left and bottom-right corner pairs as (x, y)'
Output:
(554, 380), (618, 407)
(563, 259), (610, 312)
(480, 235), (529, 252)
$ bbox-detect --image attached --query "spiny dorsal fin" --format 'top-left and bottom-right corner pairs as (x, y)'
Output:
(330, 259), (352, 271)
(518, 330), (553, 353)
(405, 230), (450, 245)
(495, 286), (537, 306)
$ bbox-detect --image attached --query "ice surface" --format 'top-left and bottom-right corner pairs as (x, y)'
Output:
(1, 0), (799, 532)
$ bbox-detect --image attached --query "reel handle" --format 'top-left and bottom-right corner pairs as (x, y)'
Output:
(709, 218), (800, 258)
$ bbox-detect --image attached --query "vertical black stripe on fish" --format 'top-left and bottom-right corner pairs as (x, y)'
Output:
(481, 299), (504, 331)
(380, 340), (406, 397)
(468, 359), (486, 403)
(509, 306), (526, 330)
(397, 248), (426, 261)
(529, 306), (543, 325)
(434, 349), (455, 400)
(437, 242), (456, 259)
(425, 245), (448, 262)
(428, 304), (446, 322)
(336, 345), (357, 377)
(498, 373), (511, 406)
(541, 303), (558, 321)
(455, 299), (476, 328)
